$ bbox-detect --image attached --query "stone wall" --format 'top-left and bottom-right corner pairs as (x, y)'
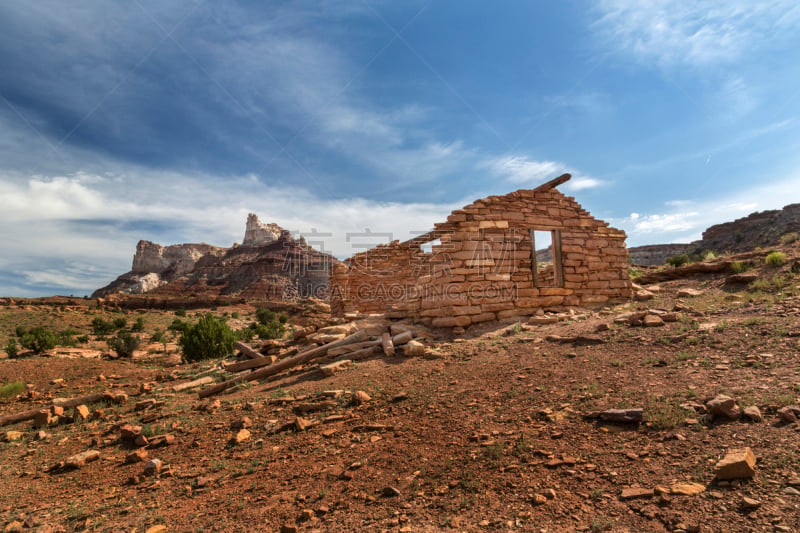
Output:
(330, 175), (632, 326)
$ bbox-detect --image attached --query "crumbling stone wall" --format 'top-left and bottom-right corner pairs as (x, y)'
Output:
(330, 175), (632, 326)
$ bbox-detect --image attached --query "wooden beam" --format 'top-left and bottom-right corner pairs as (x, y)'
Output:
(532, 173), (571, 192)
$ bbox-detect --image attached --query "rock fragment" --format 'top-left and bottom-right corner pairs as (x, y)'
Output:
(715, 447), (756, 480)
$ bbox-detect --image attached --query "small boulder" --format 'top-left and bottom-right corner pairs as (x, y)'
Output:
(670, 482), (705, 496)
(72, 404), (90, 422)
(643, 315), (665, 328)
(143, 458), (163, 476)
(777, 405), (800, 424)
(706, 395), (741, 420)
(232, 429), (251, 445)
(351, 391), (371, 405)
(742, 406), (762, 422)
(715, 447), (756, 480)
(65, 449), (101, 469)
(620, 487), (654, 500)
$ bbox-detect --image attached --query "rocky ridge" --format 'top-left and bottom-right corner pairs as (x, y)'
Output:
(93, 215), (337, 301)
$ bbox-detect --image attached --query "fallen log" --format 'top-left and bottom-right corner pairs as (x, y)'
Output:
(198, 330), (368, 398)
(224, 355), (278, 373)
(172, 376), (214, 392)
(235, 341), (263, 360)
(381, 332), (395, 356)
(0, 392), (107, 427)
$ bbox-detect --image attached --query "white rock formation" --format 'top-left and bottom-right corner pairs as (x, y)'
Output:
(242, 213), (283, 246)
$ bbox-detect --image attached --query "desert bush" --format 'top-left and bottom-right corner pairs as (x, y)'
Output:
(666, 254), (690, 268)
(255, 307), (276, 325)
(750, 275), (788, 292)
(4, 339), (19, 359)
(168, 318), (188, 332)
(20, 327), (57, 354)
(730, 261), (748, 273)
(702, 250), (717, 261)
(112, 317), (128, 329)
(254, 307), (286, 339)
(76, 335), (90, 344)
(174, 308), (187, 317)
(779, 232), (799, 245)
(109, 331), (140, 358)
(90, 317), (115, 336)
(14, 326), (27, 338)
(131, 317), (145, 332)
(766, 251), (786, 266)
(0, 380), (25, 397)
(150, 329), (166, 343)
(180, 314), (235, 362)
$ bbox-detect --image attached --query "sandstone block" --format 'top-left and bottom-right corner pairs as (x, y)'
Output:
(715, 448), (756, 480)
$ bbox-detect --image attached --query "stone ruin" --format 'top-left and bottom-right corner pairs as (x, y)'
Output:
(329, 174), (632, 327)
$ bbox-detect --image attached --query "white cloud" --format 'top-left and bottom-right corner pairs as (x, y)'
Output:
(593, 0), (798, 69)
(482, 156), (606, 191)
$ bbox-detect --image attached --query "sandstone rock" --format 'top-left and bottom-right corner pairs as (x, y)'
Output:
(120, 424), (143, 442)
(320, 360), (353, 377)
(294, 417), (312, 432)
(677, 288), (704, 297)
(588, 408), (643, 424)
(3, 431), (24, 442)
(65, 449), (101, 469)
(634, 290), (654, 301)
(740, 496), (761, 509)
(145, 526), (167, 533)
(643, 314), (665, 327)
(742, 406), (762, 422)
(777, 405), (800, 423)
(715, 448), (756, 480)
(382, 486), (401, 497)
(402, 340), (426, 357)
(232, 429), (251, 444)
(143, 458), (163, 476)
(33, 410), (53, 428)
(531, 493), (548, 505)
(725, 273), (759, 285)
(670, 482), (705, 496)
(351, 391), (371, 405)
(231, 417), (252, 430)
(706, 395), (741, 420)
(620, 487), (654, 500)
(594, 323), (610, 332)
(528, 316), (560, 325)
(72, 405), (90, 422)
(126, 449), (149, 463)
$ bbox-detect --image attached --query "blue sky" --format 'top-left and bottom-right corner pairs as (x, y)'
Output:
(1, 1), (800, 296)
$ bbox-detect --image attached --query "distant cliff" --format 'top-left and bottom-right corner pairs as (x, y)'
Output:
(628, 203), (800, 265)
(93, 214), (337, 300)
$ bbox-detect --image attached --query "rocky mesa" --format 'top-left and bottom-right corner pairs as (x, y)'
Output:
(93, 214), (337, 301)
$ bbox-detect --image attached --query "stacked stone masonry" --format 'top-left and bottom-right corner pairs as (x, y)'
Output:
(329, 174), (632, 326)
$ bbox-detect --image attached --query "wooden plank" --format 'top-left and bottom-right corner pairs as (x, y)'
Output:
(198, 330), (368, 398)
(235, 341), (263, 360)
(0, 392), (106, 427)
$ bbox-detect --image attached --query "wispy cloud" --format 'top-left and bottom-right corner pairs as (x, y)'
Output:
(593, 0), (799, 69)
(482, 156), (606, 191)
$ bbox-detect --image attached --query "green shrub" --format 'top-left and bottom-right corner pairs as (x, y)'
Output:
(168, 318), (188, 332)
(766, 251), (786, 266)
(666, 254), (690, 268)
(730, 261), (748, 273)
(4, 339), (19, 358)
(235, 327), (256, 342)
(702, 250), (717, 261)
(57, 329), (78, 347)
(109, 331), (140, 358)
(255, 307), (276, 325)
(14, 326), (27, 338)
(20, 327), (57, 354)
(174, 308), (187, 317)
(779, 232), (799, 245)
(150, 329), (166, 344)
(112, 317), (128, 329)
(131, 317), (145, 333)
(179, 314), (236, 362)
(0, 380), (25, 397)
(91, 318), (114, 336)
(76, 335), (90, 344)
(231, 312), (240, 319)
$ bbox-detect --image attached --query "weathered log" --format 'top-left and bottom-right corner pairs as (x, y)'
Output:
(0, 392), (106, 427)
(198, 330), (368, 398)
(235, 341), (263, 360)
(172, 376), (214, 392)
(381, 332), (395, 356)
(327, 340), (381, 358)
(224, 355), (278, 373)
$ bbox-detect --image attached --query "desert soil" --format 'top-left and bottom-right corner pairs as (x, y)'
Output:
(2, 274), (800, 532)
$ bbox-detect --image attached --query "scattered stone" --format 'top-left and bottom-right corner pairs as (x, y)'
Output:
(725, 273), (759, 285)
(715, 447), (756, 480)
(65, 449), (101, 469)
(72, 405), (90, 422)
(403, 340), (426, 357)
(777, 405), (800, 424)
(742, 406), (762, 422)
(740, 496), (761, 509)
(382, 486), (401, 497)
(3, 521), (23, 533)
(784, 487), (800, 496)
(320, 360), (353, 377)
(126, 449), (149, 463)
(232, 429), (251, 444)
(594, 323), (610, 332)
(280, 525), (298, 533)
(144, 526), (167, 533)
(294, 417), (312, 432)
(351, 391), (371, 405)
(670, 482), (705, 496)
(120, 424), (143, 442)
(634, 290), (655, 301)
(530, 493), (548, 505)
(143, 458), (163, 476)
(706, 395), (741, 420)
(528, 316), (560, 325)
(391, 392), (408, 403)
(677, 288), (704, 297)
(231, 417), (252, 430)
(620, 487), (654, 500)
(35, 430), (50, 441)
(3, 431), (24, 442)
(643, 314), (665, 327)
(587, 408), (643, 424)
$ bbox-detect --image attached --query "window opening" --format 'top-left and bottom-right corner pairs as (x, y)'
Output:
(531, 229), (563, 287)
